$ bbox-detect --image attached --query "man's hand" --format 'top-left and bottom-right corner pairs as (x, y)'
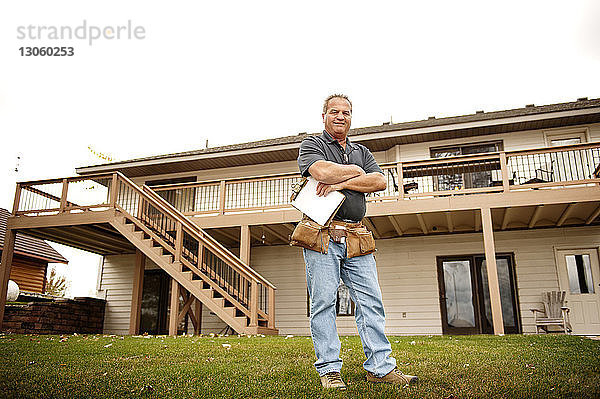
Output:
(316, 181), (342, 197)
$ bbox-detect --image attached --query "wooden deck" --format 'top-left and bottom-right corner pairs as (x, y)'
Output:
(0, 173), (278, 336)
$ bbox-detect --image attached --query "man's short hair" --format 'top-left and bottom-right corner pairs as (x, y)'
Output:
(323, 94), (352, 114)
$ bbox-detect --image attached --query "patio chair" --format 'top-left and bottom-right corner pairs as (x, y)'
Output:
(530, 291), (572, 334)
(524, 160), (554, 185)
(389, 172), (419, 194)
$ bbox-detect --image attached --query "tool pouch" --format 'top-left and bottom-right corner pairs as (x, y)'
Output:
(346, 226), (376, 258)
(289, 216), (330, 254)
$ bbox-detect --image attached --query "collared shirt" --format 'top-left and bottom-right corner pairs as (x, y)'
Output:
(297, 131), (384, 222)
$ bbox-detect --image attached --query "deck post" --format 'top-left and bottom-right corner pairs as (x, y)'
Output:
(241, 225), (258, 327)
(59, 179), (69, 212)
(168, 278), (180, 336)
(12, 184), (21, 215)
(128, 250), (145, 335)
(194, 299), (202, 335)
(240, 225), (251, 265)
(267, 287), (275, 329)
(481, 207), (505, 335)
(0, 229), (17, 331)
(395, 145), (404, 200)
(499, 152), (510, 193)
(219, 181), (226, 215)
(109, 173), (119, 207)
(249, 281), (258, 328)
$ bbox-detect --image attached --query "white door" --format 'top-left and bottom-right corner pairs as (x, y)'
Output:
(556, 249), (600, 335)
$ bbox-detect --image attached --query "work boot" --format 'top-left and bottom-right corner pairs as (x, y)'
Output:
(366, 368), (418, 385)
(320, 371), (347, 390)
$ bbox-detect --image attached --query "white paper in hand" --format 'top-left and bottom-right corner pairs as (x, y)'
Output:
(291, 177), (345, 226)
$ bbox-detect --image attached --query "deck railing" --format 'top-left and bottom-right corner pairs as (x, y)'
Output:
(12, 172), (276, 330)
(151, 172), (303, 216)
(148, 142), (600, 215)
(13, 143), (600, 219)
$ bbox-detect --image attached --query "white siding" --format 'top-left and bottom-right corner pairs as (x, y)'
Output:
(100, 226), (600, 336)
(397, 122), (600, 162)
(100, 253), (229, 335)
(197, 226), (600, 336)
(100, 254), (135, 335)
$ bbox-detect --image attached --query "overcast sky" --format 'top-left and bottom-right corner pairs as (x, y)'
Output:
(1, 0), (599, 297)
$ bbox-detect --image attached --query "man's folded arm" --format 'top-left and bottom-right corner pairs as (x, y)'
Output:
(338, 172), (386, 193)
(315, 172), (386, 196)
(308, 160), (365, 184)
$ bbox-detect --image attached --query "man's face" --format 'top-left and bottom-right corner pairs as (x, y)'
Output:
(322, 97), (352, 139)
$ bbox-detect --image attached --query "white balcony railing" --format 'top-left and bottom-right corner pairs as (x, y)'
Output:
(119, 143), (600, 216)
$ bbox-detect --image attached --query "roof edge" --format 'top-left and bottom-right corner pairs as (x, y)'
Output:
(76, 97), (600, 175)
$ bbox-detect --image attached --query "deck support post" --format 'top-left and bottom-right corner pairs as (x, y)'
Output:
(0, 229), (17, 331)
(169, 278), (180, 336)
(241, 225), (258, 327)
(499, 152), (510, 193)
(194, 299), (202, 335)
(240, 225), (251, 265)
(128, 250), (145, 335)
(481, 207), (505, 335)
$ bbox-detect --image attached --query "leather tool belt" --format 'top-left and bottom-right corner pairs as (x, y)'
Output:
(290, 217), (376, 258)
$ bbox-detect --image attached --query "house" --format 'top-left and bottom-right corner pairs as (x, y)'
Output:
(1, 98), (599, 337)
(0, 208), (67, 295)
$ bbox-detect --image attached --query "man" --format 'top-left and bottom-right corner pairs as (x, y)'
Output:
(297, 94), (418, 390)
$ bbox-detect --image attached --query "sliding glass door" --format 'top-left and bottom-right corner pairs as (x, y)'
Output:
(437, 254), (520, 334)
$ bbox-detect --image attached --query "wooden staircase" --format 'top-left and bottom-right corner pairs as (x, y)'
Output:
(1, 172), (278, 336)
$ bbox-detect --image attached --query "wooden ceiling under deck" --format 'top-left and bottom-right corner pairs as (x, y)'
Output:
(13, 223), (136, 256)
(7, 202), (600, 256)
(202, 200), (600, 247)
(204, 224), (294, 250)
(365, 200), (600, 239)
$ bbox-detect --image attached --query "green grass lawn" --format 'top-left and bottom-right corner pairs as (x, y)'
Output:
(0, 333), (599, 399)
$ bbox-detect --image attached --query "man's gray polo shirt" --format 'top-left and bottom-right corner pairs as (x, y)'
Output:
(297, 131), (384, 222)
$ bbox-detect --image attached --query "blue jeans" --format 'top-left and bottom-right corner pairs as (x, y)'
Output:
(303, 240), (397, 377)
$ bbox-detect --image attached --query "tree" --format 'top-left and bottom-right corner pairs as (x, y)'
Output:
(45, 267), (68, 297)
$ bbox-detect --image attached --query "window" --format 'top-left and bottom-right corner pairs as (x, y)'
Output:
(551, 137), (581, 147)
(565, 254), (595, 294)
(544, 129), (588, 147)
(307, 283), (355, 317)
(430, 141), (503, 158)
(429, 141), (503, 190)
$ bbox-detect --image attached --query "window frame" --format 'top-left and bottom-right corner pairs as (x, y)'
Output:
(429, 140), (504, 158)
(544, 128), (589, 147)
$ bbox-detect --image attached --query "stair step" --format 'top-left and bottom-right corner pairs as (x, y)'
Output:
(151, 247), (163, 256)
(212, 297), (225, 307)
(221, 306), (236, 317)
(121, 221), (135, 232)
(181, 271), (193, 280)
(235, 316), (248, 327)
(141, 238), (154, 247)
(198, 288), (213, 298)
(131, 230), (144, 241)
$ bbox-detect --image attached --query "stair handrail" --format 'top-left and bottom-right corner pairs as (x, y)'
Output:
(141, 183), (276, 289)
(113, 172), (275, 290)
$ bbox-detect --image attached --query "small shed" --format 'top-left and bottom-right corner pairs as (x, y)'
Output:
(0, 208), (68, 294)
